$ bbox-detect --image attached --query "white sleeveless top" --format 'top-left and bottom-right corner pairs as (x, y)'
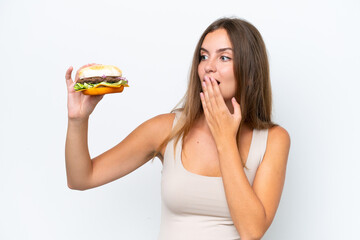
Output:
(158, 112), (268, 240)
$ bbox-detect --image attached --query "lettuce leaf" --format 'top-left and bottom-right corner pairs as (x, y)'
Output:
(74, 80), (129, 91)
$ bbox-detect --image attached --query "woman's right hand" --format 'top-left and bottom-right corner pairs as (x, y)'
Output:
(65, 64), (104, 121)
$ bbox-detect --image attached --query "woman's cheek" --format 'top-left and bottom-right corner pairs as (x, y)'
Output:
(221, 84), (236, 100)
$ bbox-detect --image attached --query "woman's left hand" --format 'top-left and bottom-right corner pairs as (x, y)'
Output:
(200, 76), (242, 145)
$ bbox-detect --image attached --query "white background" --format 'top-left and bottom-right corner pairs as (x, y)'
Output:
(1, 0), (359, 239)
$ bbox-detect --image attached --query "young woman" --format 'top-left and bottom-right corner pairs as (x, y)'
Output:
(65, 17), (290, 240)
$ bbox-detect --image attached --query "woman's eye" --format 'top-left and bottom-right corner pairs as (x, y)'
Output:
(221, 56), (231, 61)
(200, 55), (208, 61)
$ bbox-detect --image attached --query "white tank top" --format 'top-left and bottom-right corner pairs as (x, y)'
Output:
(158, 112), (268, 240)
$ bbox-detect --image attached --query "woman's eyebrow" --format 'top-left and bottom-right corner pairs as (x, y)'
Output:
(200, 47), (233, 53)
(216, 47), (233, 53)
(200, 47), (209, 53)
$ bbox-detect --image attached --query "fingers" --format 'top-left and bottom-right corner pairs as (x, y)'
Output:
(65, 66), (73, 87)
(201, 76), (225, 111)
(65, 66), (73, 80)
(200, 92), (208, 112)
(232, 97), (242, 120)
(201, 78), (214, 113)
(208, 77), (224, 107)
(88, 94), (104, 106)
(201, 76), (241, 119)
(200, 92), (212, 125)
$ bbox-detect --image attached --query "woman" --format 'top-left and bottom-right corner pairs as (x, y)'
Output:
(65, 17), (290, 240)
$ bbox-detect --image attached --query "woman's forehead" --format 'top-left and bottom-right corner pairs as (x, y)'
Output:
(201, 29), (232, 50)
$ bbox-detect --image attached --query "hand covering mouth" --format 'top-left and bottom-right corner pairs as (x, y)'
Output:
(203, 79), (220, 85)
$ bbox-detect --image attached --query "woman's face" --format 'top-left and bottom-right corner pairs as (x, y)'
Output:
(198, 28), (236, 102)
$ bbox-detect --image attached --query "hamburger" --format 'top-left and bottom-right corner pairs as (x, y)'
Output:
(74, 65), (129, 95)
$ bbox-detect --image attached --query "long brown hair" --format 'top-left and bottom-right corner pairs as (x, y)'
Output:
(155, 17), (276, 165)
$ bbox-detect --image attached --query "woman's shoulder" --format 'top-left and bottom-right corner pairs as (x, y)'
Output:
(252, 124), (290, 143)
(148, 107), (184, 122)
(268, 125), (290, 145)
(149, 109), (184, 127)
(264, 125), (291, 162)
(144, 112), (176, 129)
(255, 125), (290, 172)
(133, 113), (176, 152)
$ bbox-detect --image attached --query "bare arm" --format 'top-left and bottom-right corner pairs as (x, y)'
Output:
(87, 113), (174, 190)
(65, 65), (174, 190)
(217, 126), (290, 239)
(200, 76), (290, 239)
(65, 118), (92, 189)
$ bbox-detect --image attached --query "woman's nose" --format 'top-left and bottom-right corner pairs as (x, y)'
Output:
(205, 59), (216, 73)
